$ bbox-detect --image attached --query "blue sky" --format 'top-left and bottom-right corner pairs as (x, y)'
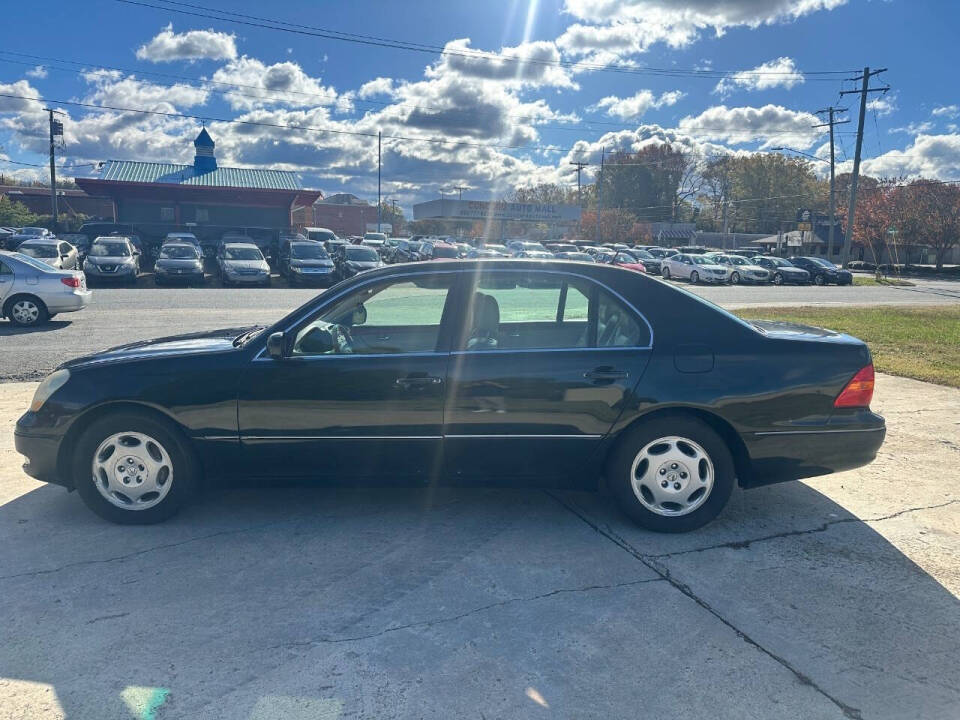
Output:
(1, 0), (958, 211)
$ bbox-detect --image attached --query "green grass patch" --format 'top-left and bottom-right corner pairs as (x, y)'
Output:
(852, 275), (915, 287)
(735, 305), (960, 387)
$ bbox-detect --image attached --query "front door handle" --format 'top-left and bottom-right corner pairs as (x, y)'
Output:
(584, 367), (629, 381)
(396, 375), (443, 387)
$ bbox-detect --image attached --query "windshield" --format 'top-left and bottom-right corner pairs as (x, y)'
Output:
(727, 256), (751, 266)
(159, 245), (199, 259)
(770, 258), (793, 267)
(807, 257), (836, 268)
(19, 244), (57, 258)
(632, 249), (654, 260)
(691, 256), (716, 265)
(89, 242), (130, 257)
(291, 243), (329, 260)
(308, 230), (337, 242)
(22, 227), (45, 236)
(225, 247), (264, 261)
(345, 246), (379, 261)
(432, 245), (459, 258)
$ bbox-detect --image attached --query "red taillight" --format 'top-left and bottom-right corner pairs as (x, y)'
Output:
(834, 364), (875, 408)
(60, 276), (81, 288)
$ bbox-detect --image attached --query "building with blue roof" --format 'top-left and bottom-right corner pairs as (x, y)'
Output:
(75, 129), (322, 246)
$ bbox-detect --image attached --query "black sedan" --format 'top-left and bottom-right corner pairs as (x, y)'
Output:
(333, 244), (384, 280)
(751, 256), (811, 285)
(15, 259), (885, 532)
(153, 243), (205, 286)
(788, 256), (853, 285)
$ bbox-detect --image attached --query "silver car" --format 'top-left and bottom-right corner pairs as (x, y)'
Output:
(708, 254), (770, 284)
(16, 238), (80, 270)
(217, 242), (271, 287)
(82, 236), (140, 284)
(0, 251), (91, 326)
(661, 253), (731, 284)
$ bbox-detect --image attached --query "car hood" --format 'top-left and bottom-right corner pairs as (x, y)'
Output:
(224, 260), (268, 271)
(156, 258), (202, 268)
(748, 320), (863, 345)
(61, 326), (253, 370)
(87, 255), (133, 264)
(694, 263), (728, 271)
(291, 259), (334, 268)
(345, 260), (381, 268)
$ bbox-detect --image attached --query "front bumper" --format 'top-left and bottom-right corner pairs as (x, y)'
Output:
(225, 273), (270, 284)
(84, 264), (137, 279)
(14, 425), (67, 487)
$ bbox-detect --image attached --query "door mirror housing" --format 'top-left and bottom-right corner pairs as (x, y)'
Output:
(297, 326), (334, 354)
(266, 331), (286, 359)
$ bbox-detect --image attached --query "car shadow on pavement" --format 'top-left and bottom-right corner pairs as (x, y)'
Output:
(0, 319), (72, 335)
(0, 480), (957, 720)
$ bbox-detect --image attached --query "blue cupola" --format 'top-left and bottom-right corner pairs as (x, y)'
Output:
(193, 128), (217, 173)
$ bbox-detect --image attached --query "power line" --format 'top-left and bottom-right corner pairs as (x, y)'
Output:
(112, 0), (856, 80)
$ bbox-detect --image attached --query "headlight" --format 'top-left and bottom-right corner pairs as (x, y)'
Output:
(292, 265), (303, 272)
(30, 369), (70, 412)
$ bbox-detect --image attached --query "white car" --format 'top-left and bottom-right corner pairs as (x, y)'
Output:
(16, 238), (80, 270)
(661, 253), (731, 284)
(707, 254), (770, 284)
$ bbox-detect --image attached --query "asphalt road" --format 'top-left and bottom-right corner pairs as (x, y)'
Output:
(1, 276), (958, 382)
(1, 373), (958, 719)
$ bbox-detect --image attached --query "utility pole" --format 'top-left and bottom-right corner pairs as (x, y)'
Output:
(376, 131), (382, 232)
(814, 107), (850, 260)
(569, 160), (588, 207)
(839, 67), (889, 267)
(44, 108), (64, 230)
(453, 185), (467, 201)
(596, 147), (605, 242)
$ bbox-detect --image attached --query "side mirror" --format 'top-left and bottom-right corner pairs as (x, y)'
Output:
(297, 326), (334, 354)
(266, 331), (286, 359)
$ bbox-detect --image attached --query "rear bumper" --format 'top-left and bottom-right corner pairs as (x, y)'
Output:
(741, 417), (886, 488)
(46, 290), (92, 313)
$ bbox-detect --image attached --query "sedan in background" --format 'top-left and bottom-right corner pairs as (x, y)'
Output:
(466, 248), (506, 259)
(661, 253), (730, 284)
(709, 254), (770, 284)
(82, 237), (140, 285)
(15, 259), (884, 532)
(153, 243), (204, 286)
(508, 241), (548, 256)
(601, 251), (646, 273)
(645, 247), (680, 260)
(217, 243), (271, 287)
(6, 226), (52, 251)
(552, 251), (595, 262)
(16, 238), (80, 270)
(516, 250), (555, 259)
(788, 256), (853, 285)
(1, 251), (90, 326)
(334, 244), (384, 280)
(279, 240), (336, 286)
(624, 248), (661, 275)
(750, 256), (811, 285)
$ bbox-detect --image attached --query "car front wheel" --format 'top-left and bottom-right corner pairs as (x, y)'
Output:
(661, 266), (671, 279)
(689, 271), (699, 284)
(729, 271), (740, 284)
(813, 275), (825, 286)
(73, 411), (198, 524)
(772, 272), (784, 285)
(608, 415), (735, 533)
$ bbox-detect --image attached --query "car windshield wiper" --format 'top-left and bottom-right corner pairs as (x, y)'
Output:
(233, 326), (267, 347)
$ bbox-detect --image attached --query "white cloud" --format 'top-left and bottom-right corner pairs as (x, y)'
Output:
(861, 133), (960, 180)
(677, 104), (822, 149)
(593, 89), (684, 120)
(0, 80), (44, 114)
(889, 121), (934, 135)
(136, 24), (237, 62)
(25, 66), (47, 79)
(932, 105), (959, 119)
(713, 57), (804, 97)
(866, 93), (896, 117)
(357, 77), (396, 99)
(81, 70), (208, 111)
(558, 0), (847, 58)
(211, 58), (339, 110)
(427, 39), (577, 89)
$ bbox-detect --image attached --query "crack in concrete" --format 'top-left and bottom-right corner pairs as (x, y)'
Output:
(85, 612), (129, 625)
(269, 576), (666, 649)
(648, 498), (960, 558)
(544, 490), (866, 720)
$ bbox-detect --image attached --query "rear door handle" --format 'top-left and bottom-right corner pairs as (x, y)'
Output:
(396, 375), (443, 387)
(584, 367), (629, 380)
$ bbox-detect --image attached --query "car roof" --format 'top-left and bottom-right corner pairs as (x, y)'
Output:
(223, 242), (260, 249)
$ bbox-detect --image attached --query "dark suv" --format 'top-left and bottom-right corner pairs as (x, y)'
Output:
(278, 239), (336, 286)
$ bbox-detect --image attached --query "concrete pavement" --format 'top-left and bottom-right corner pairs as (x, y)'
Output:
(0, 374), (957, 719)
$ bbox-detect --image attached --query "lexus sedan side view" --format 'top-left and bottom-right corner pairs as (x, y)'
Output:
(15, 259), (885, 533)
(788, 256), (854, 285)
(1, 251), (91, 326)
(751, 256), (811, 285)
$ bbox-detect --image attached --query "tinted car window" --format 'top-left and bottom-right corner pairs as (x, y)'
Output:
(291, 243), (328, 259)
(224, 247), (263, 261)
(159, 245), (199, 259)
(344, 246), (379, 261)
(89, 242), (130, 257)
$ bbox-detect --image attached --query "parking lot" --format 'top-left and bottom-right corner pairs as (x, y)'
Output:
(2, 277), (959, 382)
(1, 372), (958, 719)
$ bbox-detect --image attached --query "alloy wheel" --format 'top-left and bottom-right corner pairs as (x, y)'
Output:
(91, 431), (174, 511)
(629, 435), (715, 517)
(11, 299), (40, 325)
(773, 273), (783, 285)
(690, 271), (699, 284)
(730, 272), (740, 284)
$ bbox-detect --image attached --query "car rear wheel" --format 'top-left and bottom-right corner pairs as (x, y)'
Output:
(772, 272), (784, 285)
(73, 411), (198, 524)
(608, 415), (735, 532)
(5, 295), (49, 327)
(661, 266), (671, 279)
(689, 271), (699, 284)
(730, 271), (741, 285)
(813, 274), (825, 286)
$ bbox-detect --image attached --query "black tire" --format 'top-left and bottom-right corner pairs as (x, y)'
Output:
(813, 274), (825, 286)
(607, 414), (735, 533)
(4, 294), (50, 327)
(72, 410), (198, 524)
(730, 271), (740, 285)
(689, 271), (699, 284)
(661, 266), (671, 279)
(773, 272), (783, 286)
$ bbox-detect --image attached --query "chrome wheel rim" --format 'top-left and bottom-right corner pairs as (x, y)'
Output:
(690, 271), (698, 284)
(730, 272), (740, 284)
(11, 300), (39, 324)
(629, 436), (715, 517)
(91, 432), (174, 510)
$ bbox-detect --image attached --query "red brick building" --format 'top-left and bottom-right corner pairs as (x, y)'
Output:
(312, 193), (379, 236)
